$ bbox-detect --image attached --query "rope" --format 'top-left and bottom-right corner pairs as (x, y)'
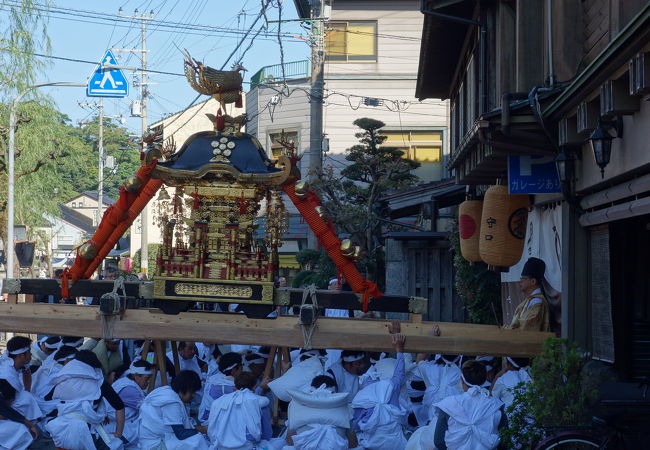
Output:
(99, 276), (126, 340)
(298, 284), (319, 350)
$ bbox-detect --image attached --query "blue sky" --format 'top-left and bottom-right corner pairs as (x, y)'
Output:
(6, 0), (309, 133)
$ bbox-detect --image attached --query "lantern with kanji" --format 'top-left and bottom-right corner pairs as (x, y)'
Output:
(458, 200), (483, 262)
(478, 185), (529, 267)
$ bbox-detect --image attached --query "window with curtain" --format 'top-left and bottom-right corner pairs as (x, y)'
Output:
(325, 21), (377, 62)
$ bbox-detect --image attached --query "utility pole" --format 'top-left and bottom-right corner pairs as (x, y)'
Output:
(307, 0), (325, 249)
(79, 100), (105, 226)
(118, 9), (153, 273)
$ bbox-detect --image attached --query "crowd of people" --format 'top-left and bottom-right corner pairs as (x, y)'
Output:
(0, 321), (533, 450)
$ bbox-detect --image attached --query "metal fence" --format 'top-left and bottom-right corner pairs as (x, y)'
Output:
(250, 60), (310, 86)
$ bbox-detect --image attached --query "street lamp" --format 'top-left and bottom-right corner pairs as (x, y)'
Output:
(6, 82), (86, 276)
(588, 117), (623, 179)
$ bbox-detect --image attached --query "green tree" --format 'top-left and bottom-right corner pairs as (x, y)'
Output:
(311, 118), (419, 289)
(500, 338), (600, 448)
(0, 102), (91, 240)
(74, 115), (141, 199)
(0, 0), (51, 97)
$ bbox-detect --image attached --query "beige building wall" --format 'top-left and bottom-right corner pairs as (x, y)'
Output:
(323, 0), (447, 155)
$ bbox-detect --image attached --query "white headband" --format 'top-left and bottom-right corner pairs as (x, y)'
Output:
(246, 358), (265, 365)
(460, 373), (481, 388)
(8, 347), (30, 355)
(223, 363), (240, 373)
(64, 338), (84, 348)
(55, 354), (73, 363)
(507, 357), (527, 369)
(129, 362), (153, 375)
(44, 340), (60, 350)
(38, 337), (48, 344)
(342, 354), (364, 363)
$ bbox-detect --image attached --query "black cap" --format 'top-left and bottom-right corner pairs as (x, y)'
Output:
(521, 257), (545, 283)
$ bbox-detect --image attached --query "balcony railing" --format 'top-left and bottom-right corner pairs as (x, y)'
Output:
(250, 60), (310, 87)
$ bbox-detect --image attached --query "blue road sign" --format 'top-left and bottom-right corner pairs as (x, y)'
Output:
(508, 155), (561, 194)
(86, 50), (128, 98)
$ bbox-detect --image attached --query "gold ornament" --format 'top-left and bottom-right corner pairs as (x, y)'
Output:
(340, 239), (355, 257)
(79, 243), (98, 260)
(124, 176), (142, 192)
(315, 206), (327, 220)
(353, 245), (365, 261)
(294, 181), (309, 199)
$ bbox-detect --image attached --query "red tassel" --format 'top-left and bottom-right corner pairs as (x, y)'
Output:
(216, 108), (225, 131)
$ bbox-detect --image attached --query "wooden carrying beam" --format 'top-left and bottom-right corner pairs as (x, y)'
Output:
(0, 303), (552, 357)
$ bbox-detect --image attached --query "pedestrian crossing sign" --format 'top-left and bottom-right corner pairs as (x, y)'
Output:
(86, 50), (129, 98)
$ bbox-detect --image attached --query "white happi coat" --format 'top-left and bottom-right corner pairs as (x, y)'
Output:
(351, 379), (407, 450)
(404, 423), (436, 450)
(207, 388), (269, 450)
(199, 371), (235, 425)
(30, 357), (63, 415)
(0, 360), (43, 421)
(0, 420), (33, 450)
(418, 360), (462, 420)
(434, 386), (503, 450)
(491, 368), (532, 410)
(45, 359), (123, 450)
(139, 385), (209, 450)
(327, 361), (360, 402)
(104, 376), (146, 448)
(30, 344), (49, 368)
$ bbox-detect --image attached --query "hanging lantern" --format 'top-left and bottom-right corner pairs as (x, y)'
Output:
(479, 185), (529, 268)
(458, 200), (483, 262)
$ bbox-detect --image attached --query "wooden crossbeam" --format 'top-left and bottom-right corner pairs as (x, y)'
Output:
(2, 279), (426, 313)
(0, 303), (552, 357)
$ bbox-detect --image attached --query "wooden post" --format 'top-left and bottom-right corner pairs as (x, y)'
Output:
(154, 340), (168, 386)
(141, 340), (151, 360)
(170, 341), (180, 376)
(148, 344), (159, 393)
(263, 346), (277, 380)
(7, 294), (17, 305)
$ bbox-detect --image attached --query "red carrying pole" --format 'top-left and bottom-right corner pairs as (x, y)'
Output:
(82, 178), (163, 279)
(283, 181), (382, 311)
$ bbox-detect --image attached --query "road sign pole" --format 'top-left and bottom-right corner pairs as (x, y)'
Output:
(140, 16), (150, 274)
(97, 99), (104, 228)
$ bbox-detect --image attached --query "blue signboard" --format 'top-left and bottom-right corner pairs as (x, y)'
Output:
(508, 155), (561, 194)
(87, 50), (128, 98)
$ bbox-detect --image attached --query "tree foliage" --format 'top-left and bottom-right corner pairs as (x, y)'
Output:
(311, 118), (420, 289)
(500, 338), (599, 448)
(0, 0), (51, 98)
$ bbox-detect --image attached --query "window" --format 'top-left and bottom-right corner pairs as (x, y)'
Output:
(325, 21), (377, 62)
(381, 130), (445, 182)
(268, 130), (300, 159)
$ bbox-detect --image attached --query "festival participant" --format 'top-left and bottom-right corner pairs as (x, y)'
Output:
(105, 359), (154, 449)
(198, 352), (243, 425)
(196, 342), (221, 364)
(31, 346), (76, 415)
(475, 356), (498, 386)
(92, 338), (131, 379)
(30, 336), (60, 369)
(351, 332), (407, 450)
(0, 379), (39, 450)
(60, 336), (85, 350)
(404, 377), (428, 430)
(491, 357), (532, 410)
(0, 336), (43, 422)
(207, 372), (272, 450)
(133, 340), (175, 386)
(507, 257), (551, 331)
(45, 350), (126, 450)
(138, 370), (209, 449)
(167, 341), (207, 377)
(417, 353), (462, 421)
(432, 360), (506, 450)
(285, 375), (350, 450)
(326, 350), (367, 401)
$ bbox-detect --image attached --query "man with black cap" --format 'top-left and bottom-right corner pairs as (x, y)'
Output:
(507, 257), (551, 331)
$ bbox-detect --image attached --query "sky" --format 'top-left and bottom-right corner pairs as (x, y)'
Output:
(3, 0), (309, 134)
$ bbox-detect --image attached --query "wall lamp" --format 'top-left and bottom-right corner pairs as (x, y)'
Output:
(588, 117), (623, 178)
